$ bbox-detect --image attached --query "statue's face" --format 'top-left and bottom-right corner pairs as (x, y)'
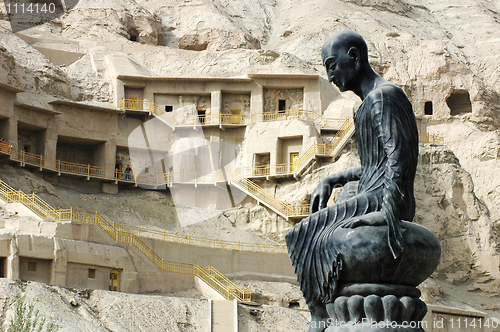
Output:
(322, 43), (359, 92)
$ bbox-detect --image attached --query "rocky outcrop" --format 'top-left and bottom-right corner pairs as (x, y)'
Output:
(0, 30), (72, 98)
(429, 122), (500, 223)
(60, 0), (164, 45)
(2, 0), (500, 127)
(136, 0), (277, 48)
(0, 279), (208, 332)
(179, 28), (260, 51)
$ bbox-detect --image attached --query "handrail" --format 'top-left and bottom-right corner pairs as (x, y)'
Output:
(119, 98), (447, 147)
(0, 122), (442, 220)
(239, 119), (352, 178)
(44, 208), (287, 254)
(231, 170), (289, 216)
(104, 220), (287, 253)
(119, 99), (347, 129)
(418, 132), (445, 145)
(119, 99), (175, 128)
(0, 121), (351, 219)
(203, 266), (252, 302)
(0, 189), (55, 219)
(0, 181), (252, 302)
(0, 141), (310, 218)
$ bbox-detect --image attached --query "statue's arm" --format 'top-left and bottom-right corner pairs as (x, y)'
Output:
(309, 166), (363, 213)
(371, 91), (410, 258)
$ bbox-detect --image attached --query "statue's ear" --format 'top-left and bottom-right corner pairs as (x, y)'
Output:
(348, 47), (359, 61)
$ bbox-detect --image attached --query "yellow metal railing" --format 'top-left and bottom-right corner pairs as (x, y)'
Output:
(106, 222), (287, 253)
(0, 182), (252, 302)
(230, 118), (350, 217)
(230, 170), (309, 217)
(231, 170), (289, 216)
(118, 99), (175, 128)
(119, 99), (347, 129)
(175, 113), (256, 126)
(418, 132), (445, 145)
(0, 141), (309, 218)
(0, 122), (442, 220)
(202, 266), (252, 302)
(0, 180), (16, 203)
(0, 128), (346, 219)
(239, 119), (354, 178)
(0, 189), (56, 219)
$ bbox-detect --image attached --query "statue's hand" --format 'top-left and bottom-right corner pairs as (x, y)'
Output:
(342, 211), (387, 228)
(310, 175), (339, 214)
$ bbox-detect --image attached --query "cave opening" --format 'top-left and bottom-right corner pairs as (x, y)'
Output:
(447, 90), (472, 116)
(129, 28), (139, 42)
(424, 101), (433, 115)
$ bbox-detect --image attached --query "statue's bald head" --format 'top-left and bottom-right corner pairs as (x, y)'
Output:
(321, 30), (369, 67)
(320, 30), (373, 94)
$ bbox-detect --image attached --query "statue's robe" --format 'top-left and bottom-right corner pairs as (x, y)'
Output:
(286, 83), (419, 307)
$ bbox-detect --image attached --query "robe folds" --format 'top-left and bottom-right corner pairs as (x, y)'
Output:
(286, 83), (419, 307)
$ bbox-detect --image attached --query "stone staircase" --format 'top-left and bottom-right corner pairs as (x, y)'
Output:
(211, 300), (237, 332)
(0, 180), (252, 303)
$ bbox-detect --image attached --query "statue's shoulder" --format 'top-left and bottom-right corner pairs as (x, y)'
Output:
(363, 83), (409, 110)
(361, 83), (411, 122)
(366, 83), (404, 101)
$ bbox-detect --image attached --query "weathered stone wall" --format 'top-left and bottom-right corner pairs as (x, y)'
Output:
(222, 93), (251, 115)
(17, 129), (41, 154)
(54, 106), (118, 143)
(19, 257), (52, 284)
(124, 87), (144, 100)
(169, 185), (245, 210)
(154, 94), (180, 112)
(56, 142), (96, 165)
(53, 105), (118, 169)
(143, 237), (295, 278)
(60, 0), (164, 46)
(0, 119), (10, 143)
(263, 88), (304, 113)
(154, 126), (245, 177)
(14, 106), (58, 159)
(116, 114), (145, 147)
(66, 263), (112, 291)
(279, 137), (302, 165)
(154, 93), (211, 119)
(0, 88), (19, 148)
(242, 120), (322, 169)
(202, 126), (246, 171)
(0, 220), (141, 294)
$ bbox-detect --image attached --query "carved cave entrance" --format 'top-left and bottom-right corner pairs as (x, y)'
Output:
(0, 117), (9, 143)
(278, 99), (287, 113)
(56, 136), (106, 167)
(109, 269), (120, 291)
(424, 101), (433, 115)
(0, 257), (5, 278)
(17, 121), (47, 156)
(198, 109), (206, 124)
(447, 90), (472, 116)
(253, 153), (270, 176)
(290, 152), (299, 172)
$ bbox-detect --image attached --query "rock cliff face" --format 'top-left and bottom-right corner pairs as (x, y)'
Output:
(60, 0), (164, 45)
(0, 279), (209, 332)
(2, 0), (500, 125)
